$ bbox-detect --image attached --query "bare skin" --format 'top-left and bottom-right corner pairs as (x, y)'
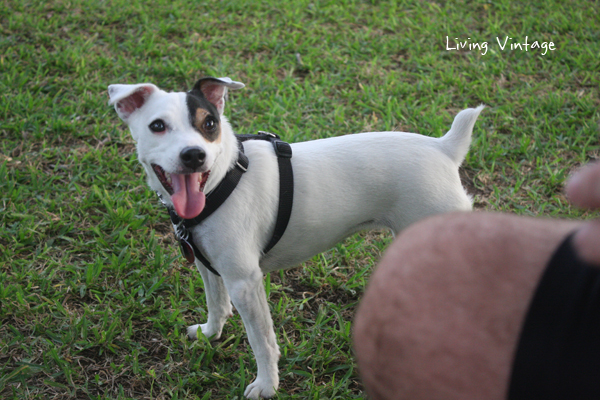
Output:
(354, 212), (581, 399)
(567, 161), (600, 265)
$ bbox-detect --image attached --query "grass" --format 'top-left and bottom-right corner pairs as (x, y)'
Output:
(1, 0), (599, 398)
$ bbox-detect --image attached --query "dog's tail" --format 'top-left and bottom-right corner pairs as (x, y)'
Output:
(439, 105), (484, 165)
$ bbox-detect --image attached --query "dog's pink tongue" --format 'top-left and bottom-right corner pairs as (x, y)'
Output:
(170, 173), (206, 219)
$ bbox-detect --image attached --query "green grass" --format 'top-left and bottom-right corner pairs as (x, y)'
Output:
(1, 0), (599, 398)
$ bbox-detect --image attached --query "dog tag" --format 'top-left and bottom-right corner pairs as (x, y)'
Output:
(179, 239), (195, 263)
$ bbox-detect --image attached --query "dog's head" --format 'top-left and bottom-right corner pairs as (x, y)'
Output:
(108, 77), (244, 219)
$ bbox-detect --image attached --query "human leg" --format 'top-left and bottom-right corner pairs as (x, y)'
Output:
(353, 212), (580, 400)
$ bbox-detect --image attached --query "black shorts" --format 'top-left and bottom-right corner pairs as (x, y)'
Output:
(508, 233), (600, 399)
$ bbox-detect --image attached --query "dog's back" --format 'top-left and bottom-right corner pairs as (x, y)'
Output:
(257, 106), (483, 270)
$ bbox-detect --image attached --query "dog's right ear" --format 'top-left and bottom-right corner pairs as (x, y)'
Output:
(108, 83), (158, 120)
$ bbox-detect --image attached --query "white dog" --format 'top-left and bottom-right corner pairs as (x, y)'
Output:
(108, 77), (483, 399)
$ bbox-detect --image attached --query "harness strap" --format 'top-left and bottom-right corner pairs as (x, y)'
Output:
(264, 135), (293, 253)
(237, 131), (294, 254)
(162, 131), (294, 276)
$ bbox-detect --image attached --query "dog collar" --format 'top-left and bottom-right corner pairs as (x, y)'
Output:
(158, 131), (294, 276)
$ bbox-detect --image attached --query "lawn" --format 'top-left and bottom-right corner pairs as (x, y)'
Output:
(1, 0), (598, 399)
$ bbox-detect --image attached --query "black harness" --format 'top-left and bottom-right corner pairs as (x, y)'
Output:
(158, 131), (293, 276)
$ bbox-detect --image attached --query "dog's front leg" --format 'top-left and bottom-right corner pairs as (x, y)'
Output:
(187, 262), (232, 341)
(224, 268), (280, 399)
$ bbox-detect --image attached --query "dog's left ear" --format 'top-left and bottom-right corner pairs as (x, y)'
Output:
(191, 77), (245, 115)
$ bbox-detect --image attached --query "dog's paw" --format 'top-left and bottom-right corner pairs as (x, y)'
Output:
(186, 323), (221, 341)
(244, 378), (278, 399)
(186, 324), (201, 340)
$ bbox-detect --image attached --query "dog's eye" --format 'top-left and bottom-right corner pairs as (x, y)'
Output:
(149, 119), (166, 133)
(203, 116), (218, 132)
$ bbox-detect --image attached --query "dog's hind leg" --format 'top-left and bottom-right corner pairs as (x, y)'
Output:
(187, 262), (233, 341)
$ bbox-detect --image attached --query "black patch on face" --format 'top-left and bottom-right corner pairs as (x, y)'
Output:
(186, 91), (221, 142)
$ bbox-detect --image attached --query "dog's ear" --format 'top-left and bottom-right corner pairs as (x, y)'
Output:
(108, 83), (159, 120)
(191, 77), (245, 115)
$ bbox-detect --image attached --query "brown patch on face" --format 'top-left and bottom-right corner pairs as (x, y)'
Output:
(193, 108), (221, 143)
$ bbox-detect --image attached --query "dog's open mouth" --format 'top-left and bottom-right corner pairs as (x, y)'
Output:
(152, 164), (210, 219)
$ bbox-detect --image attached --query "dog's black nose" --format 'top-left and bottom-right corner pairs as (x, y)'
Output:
(180, 146), (206, 170)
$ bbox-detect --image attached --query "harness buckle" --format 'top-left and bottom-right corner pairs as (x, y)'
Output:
(258, 130), (279, 139)
(236, 160), (248, 172)
(274, 141), (292, 158)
